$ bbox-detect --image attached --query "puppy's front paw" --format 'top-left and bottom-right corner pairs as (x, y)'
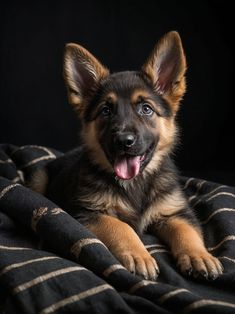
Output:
(116, 249), (159, 281)
(177, 250), (223, 280)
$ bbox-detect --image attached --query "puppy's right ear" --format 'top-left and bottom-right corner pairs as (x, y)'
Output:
(64, 44), (109, 111)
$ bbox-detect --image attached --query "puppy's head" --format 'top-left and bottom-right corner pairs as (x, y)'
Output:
(64, 31), (186, 180)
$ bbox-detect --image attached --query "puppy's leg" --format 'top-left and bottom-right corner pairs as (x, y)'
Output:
(87, 214), (159, 280)
(154, 217), (223, 279)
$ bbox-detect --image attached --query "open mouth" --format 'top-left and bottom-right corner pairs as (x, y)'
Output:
(113, 143), (154, 180)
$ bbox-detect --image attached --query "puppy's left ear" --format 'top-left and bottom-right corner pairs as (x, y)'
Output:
(142, 31), (187, 113)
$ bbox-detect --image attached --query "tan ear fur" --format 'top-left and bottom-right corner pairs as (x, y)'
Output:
(64, 43), (109, 111)
(142, 31), (187, 113)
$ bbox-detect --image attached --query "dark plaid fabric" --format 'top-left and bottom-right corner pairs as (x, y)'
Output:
(0, 144), (235, 314)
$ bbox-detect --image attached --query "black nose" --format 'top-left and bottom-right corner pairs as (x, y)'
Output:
(118, 133), (136, 148)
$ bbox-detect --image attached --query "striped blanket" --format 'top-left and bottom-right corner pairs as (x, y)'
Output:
(0, 144), (235, 314)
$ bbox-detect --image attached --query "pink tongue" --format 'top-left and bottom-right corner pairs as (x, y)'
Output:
(114, 156), (141, 180)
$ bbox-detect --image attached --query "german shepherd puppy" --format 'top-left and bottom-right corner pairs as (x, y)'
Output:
(32, 31), (223, 281)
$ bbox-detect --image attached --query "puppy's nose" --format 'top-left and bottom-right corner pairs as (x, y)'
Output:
(118, 133), (136, 148)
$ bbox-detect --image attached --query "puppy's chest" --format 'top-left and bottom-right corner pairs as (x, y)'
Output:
(76, 180), (157, 231)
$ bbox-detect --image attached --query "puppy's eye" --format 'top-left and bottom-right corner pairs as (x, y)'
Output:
(138, 103), (154, 116)
(100, 105), (111, 116)
(142, 104), (153, 115)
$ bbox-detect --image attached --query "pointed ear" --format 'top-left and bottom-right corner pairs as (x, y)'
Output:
(64, 43), (109, 111)
(142, 31), (187, 113)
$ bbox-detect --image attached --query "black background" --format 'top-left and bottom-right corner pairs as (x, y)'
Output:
(0, 1), (234, 185)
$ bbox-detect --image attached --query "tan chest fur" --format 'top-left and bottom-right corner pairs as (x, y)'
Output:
(77, 187), (186, 233)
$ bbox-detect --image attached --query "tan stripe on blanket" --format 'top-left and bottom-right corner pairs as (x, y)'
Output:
(207, 235), (235, 252)
(0, 256), (60, 276)
(12, 266), (85, 294)
(71, 238), (107, 258)
(129, 280), (156, 294)
(0, 245), (32, 250)
(103, 264), (125, 277)
(201, 208), (235, 224)
(158, 288), (190, 304)
(183, 299), (235, 313)
(0, 184), (20, 200)
(40, 284), (114, 314)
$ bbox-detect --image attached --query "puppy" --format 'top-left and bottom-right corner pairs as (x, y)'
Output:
(31, 31), (223, 281)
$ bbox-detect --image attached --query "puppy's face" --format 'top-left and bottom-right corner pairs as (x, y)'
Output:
(83, 72), (173, 180)
(64, 31), (187, 179)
